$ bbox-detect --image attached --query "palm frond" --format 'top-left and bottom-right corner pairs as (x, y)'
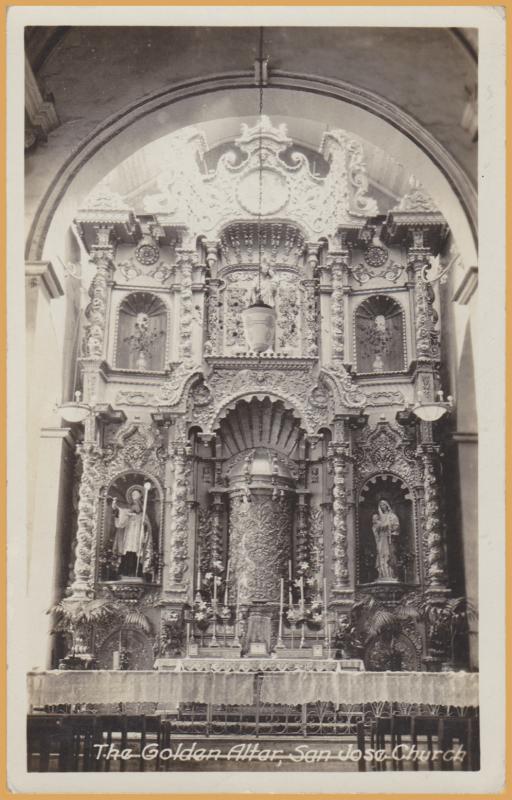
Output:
(123, 609), (152, 634)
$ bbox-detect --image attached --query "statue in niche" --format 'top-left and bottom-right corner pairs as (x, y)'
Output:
(367, 314), (393, 372)
(248, 258), (279, 308)
(124, 312), (164, 371)
(111, 484), (154, 579)
(372, 499), (400, 581)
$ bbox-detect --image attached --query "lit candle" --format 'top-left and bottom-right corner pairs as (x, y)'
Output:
(197, 568), (201, 591)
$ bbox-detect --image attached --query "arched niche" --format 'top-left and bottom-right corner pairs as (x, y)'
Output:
(354, 295), (406, 374)
(114, 291), (167, 371)
(357, 474), (417, 586)
(99, 471), (161, 584)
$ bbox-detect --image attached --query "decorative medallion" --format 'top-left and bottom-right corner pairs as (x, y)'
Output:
(236, 169), (289, 216)
(364, 245), (389, 268)
(135, 236), (160, 266)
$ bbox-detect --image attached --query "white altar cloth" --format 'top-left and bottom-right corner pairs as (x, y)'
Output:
(28, 667), (479, 709)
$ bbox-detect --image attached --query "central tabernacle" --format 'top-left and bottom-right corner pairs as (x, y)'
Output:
(227, 448), (294, 605)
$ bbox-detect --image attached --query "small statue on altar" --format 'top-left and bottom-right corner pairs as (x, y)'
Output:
(248, 258), (279, 308)
(372, 499), (400, 581)
(111, 485), (153, 579)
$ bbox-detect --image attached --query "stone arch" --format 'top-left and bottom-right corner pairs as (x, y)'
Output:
(28, 72), (476, 270)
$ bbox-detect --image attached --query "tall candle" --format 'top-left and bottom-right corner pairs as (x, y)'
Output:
(277, 578), (284, 646)
(300, 576), (304, 608)
(224, 560), (230, 606)
(197, 569), (201, 591)
(213, 574), (218, 603)
(323, 577), (328, 645)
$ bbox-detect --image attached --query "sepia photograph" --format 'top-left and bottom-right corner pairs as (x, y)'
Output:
(6, 5), (507, 794)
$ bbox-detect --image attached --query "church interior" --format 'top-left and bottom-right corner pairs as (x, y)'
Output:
(24, 24), (480, 771)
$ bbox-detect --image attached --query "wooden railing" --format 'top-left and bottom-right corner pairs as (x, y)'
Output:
(27, 709), (480, 772)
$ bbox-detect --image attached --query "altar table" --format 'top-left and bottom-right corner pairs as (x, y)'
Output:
(27, 666), (479, 710)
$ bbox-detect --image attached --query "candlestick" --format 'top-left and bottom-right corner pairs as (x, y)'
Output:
(224, 560), (230, 605)
(233, 584), (241, 648)
(276, 578), (284, 649)
(323, 577), (329, 647)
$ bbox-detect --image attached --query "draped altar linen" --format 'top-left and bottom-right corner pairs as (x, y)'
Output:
(259, 670), (479, 707)
(28, 670), (254, 707)
(28, 669), (478, 710)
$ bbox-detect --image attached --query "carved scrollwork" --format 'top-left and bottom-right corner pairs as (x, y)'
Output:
(70, 443), (103, 597)
(168, 445), (192, 587)
(328, 443), (350, 588)
(354, 421), (421, 488)
(84, 254), (114, 358)
(102, 421), (167, 479)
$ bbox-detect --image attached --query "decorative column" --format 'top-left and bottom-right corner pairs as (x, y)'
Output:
(301, 278), (319, 357)
(326, 249), (349, 366)
(295, 493), (310, 565)
(168, 443), (192, 590)
(176, 249), (196, 363)
(328, 442), (351, 592)
(201, 240), (221, 357)
(69, 441), (102, 597)
(85, 229), (115, 360)
(419, 443), (449, 592)
(209, 489), (225, 566)
(408, 231), (440, 364)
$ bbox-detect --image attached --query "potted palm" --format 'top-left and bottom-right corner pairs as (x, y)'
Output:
(352, 593), (420, 670)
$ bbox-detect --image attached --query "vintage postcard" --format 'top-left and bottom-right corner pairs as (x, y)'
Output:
(6, 4), (507, 794)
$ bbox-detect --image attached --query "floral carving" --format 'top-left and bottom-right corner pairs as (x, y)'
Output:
(277, 282), (300, 352)
(143, 117), (379, 243)
(419, 446), (448, 589)
(228, 494), (292, 605)
(204, 278), (224, 355)
(176, 250), (196, 363)
(102, 422), (167, 479)
(301, 279), (319, 357)
(365, 390), (406, 407)
(225, 286), (249, 349)
(328, 443), (350, 587)
(409, 249), (440, 362)
(327, 254), (346, 362)
(354, 421), (420, 487)
(84, 254), (114, 357)
(168, 445), (192, 586)
(70, 443), (103, 597)
(309, 505), (325, 578)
